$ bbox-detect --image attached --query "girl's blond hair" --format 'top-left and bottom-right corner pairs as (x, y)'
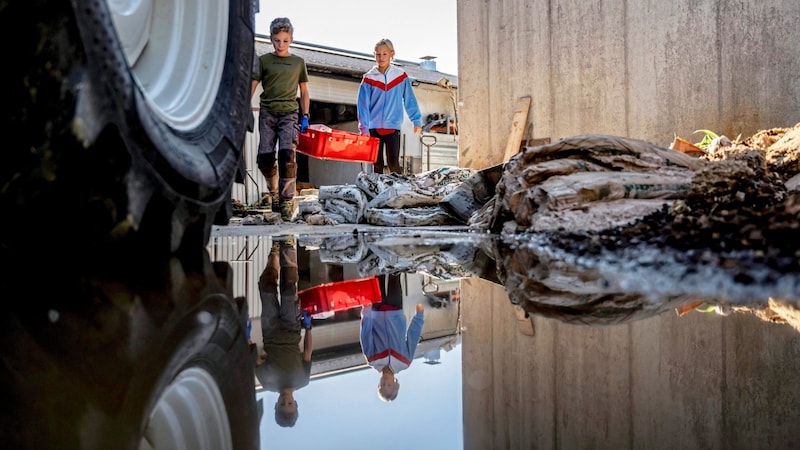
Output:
(374, 38), (395, 54)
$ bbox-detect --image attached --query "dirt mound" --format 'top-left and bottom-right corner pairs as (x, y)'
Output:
(560, 123), (800, 273)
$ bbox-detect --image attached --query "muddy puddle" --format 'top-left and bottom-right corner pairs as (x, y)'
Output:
(207, 228), (800, 449)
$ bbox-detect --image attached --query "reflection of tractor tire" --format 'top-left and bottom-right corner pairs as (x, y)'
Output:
(134, 292), (258, 450)
(1, 259), (259, 449)
(1, 0), (253, 256)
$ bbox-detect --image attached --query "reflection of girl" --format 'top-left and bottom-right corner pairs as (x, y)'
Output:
(359, 273), (424, 402)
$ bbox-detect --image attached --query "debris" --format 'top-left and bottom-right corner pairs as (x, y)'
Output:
(669, 136), (704, 157)
(486, 134), (704, 233)
(439, 163), (504, 223)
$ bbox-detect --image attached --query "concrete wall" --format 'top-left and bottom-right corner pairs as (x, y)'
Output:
(461, 278), (800, 449)
(456, 4), (800, 446)
(457, 0), (800, 169)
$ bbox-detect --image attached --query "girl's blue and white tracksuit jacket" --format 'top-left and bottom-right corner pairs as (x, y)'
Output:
(360, 305), (424, 374)
(357, 65), (423, 135)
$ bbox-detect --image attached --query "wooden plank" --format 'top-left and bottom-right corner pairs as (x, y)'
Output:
(513, 305), (535, 336)
(502, 96), (532, 162)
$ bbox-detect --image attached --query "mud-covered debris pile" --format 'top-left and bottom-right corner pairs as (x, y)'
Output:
(534, 123), (800, 273)
(486, 134), (704, 234)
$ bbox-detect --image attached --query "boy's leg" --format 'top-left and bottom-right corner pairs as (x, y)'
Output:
(276, 113), (298, 219)
(277, 146), (296, 201)
(258, 246), (281, 341)
(278, 240), (300, 331)
(278, 113), (297, 200)
(384, 131), (402, 174)
(256, 153), (279, 210)
(257, 109), (279, 205)
(277, 144), (297, 220)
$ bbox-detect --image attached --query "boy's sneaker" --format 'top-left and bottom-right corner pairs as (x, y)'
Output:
(270, 195), (280, 213)
(257, 192), (272, 209)
(280, 200), (297, 222)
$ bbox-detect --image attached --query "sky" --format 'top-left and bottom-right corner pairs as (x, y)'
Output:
(258, 344), (463, 449)
(255, 0), (459, 75)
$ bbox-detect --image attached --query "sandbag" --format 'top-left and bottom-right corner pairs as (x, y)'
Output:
(363, 205), (458, 227)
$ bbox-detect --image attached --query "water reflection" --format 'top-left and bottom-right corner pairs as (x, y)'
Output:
(253, 237), (308, 429)
(4, 227), (795, 448)
(207, 228), (800, 449)
(208, 231), (465, 449)
(1, 246), (259, 448)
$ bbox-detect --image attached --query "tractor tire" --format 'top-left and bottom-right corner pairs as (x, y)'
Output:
(0, 0), (254, 257)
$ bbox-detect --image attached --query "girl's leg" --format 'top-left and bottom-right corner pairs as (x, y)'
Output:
(374, 273), (403, 309)
(383, 273), (403, 308)
(370, 129), (386, 174)
(384, 131), (402, 174)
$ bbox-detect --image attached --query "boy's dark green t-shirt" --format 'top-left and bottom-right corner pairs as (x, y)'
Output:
(256, 343), (311, 392)
(254, 53), (309, 113)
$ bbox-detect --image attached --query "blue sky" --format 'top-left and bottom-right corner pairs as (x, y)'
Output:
(256, 0), (459, 75)
(257, 344), (462, 449)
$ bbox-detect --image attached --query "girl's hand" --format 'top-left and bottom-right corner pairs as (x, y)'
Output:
(416, 304), (424, 313)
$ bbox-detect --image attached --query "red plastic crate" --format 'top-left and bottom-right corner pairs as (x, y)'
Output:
(299, 277), (382, 314)
(297, 128), (379, 163)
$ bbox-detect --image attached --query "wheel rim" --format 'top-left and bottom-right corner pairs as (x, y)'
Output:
(140, 367), (232, 450)
(108, 0), (229, 131)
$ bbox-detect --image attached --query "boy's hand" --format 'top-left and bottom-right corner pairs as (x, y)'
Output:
(416, 304), (424, 313)
(301, 310), (313, 329)
(300, 115), (309, 133)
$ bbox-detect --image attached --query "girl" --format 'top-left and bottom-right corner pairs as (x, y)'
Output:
(357, 39), (423, 175)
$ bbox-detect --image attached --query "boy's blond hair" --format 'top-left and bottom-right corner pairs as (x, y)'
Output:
(270, 17), (294, 36)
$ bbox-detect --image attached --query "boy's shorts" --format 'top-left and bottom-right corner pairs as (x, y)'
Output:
(258, 109), (298, 154)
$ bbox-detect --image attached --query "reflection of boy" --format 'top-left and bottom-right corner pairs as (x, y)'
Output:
(360, 273), (424, 402)
(254, 239), (312, 427)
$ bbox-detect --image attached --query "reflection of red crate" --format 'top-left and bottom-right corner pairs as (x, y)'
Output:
(299, 277), (381, 314)
(297, 128), (379, 163)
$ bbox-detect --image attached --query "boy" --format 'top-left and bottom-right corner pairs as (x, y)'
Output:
(251, 17), (310, 220)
